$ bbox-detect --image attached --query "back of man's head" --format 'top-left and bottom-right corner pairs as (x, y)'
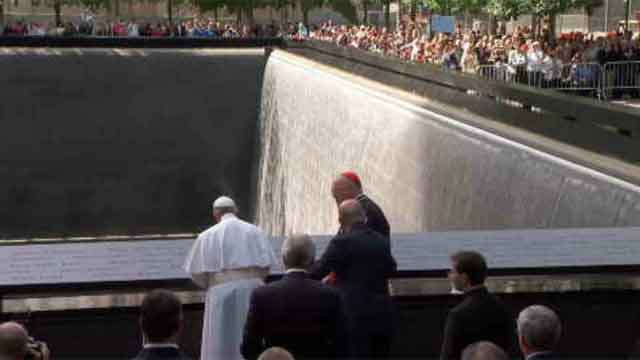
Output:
(517, 305), (561, 355)
(257, 347), (294, 360)
(0, 322), (28, 360)
(338, 199), (366, 228)
(332, 174), (362, 205)
(212, 196), (237, 219)
(461, 341), (509, 360)
(140, 290), (182, 343)
(281, 234), (315, 270)
(450, 250), (488, 286)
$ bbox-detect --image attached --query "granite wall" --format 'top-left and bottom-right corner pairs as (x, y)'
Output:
(0, 48), (265, 238)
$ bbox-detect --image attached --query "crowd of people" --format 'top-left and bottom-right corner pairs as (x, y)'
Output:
(0, 171), (567, 360)
(3, 16), (639, 97)
(309, 22), (640, 97)
(0, 19), (294, 38)
(310, 22), (640, 73)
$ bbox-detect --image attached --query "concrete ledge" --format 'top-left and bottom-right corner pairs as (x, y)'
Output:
(5, 273), (640, 313)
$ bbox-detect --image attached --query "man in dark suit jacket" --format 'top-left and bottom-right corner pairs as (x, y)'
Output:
(311, 199), (397, 358)
(134, 289), (190, 360)
(517, 305), (561, 360)
(332, 171), (390, 239)
(440, 251), (515, 360)
(241, 234), (349, 360)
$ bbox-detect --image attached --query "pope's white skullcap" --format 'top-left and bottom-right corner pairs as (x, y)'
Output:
(213, 196), (236, 209)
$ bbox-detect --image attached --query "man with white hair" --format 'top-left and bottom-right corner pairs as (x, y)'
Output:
(184, 196), (278, 360)
(241, 234), (349, 360)
(517, 305), (562, 360)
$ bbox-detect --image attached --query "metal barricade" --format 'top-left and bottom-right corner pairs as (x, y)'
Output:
(477, 64), (527, 85)
(547, 63), (602, 99)
(476, 62), (603, 99)
(602, 61), (640, 100)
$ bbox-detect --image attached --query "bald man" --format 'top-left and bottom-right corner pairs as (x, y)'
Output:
(461, 342), (509, 360)
(332, 172), (390, 239)
(311, 200), (397, 359)
(257, 347), (294, 360)
(0, 322), (49, 360)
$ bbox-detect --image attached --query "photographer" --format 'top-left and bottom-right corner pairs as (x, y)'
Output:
(0, 322), (50, 360)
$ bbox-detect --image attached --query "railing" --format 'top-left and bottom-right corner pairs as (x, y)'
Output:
(602, 61), (640, 100)
(477, 61), (640, 101)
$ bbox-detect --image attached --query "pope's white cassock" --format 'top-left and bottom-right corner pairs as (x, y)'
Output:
(184, 197), (277, 360)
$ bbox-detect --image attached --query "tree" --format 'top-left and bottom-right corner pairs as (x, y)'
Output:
(44, 0), (107, 27)
(361, 0), (371, 23)
(527, 0), (573, 39)
(485, 0), (528, 20)
(299, 0), (323, 25)
(324, 0), (358, 23)
(571, 0), (602, 32)
(192, 0), (226, 18)
(265, 0), (292, 23)
(382, 0), (391, 28)
(1, 0), (5, 28)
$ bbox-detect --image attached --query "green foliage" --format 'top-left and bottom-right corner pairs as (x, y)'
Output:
(324, 0), (358, 23)
(485, 0), (529, 19)
(191, 0), (226, 12)
(423, 0), (488, 15)
(527, 0), (573, 16)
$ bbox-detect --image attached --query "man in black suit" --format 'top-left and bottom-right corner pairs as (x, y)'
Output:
(517, 305), (561, 360)
(440, 251), (515, 360)
(241, 234), (349, 360)
(332, 171), (390, 239)
(311, 199), (397, 358)
(134, 289), (190, 360)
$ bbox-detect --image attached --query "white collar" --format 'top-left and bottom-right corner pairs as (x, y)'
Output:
(221, 213), (237, 221)
(144, 343), (179, 349)
(285, 268), (308, 274)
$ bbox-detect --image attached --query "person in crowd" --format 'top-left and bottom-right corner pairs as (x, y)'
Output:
(331, 171), (390, 239)
(128, 21), (140, 37)
(461, 341), (509, 360)
(134, 289), (189, 360)
(311, 200), (396, 358)
(241, 234), (349, 360)
(0, 322), (50, 360)
(184, 196), (278, 360)
(527, 41), (545, 87)
(257, 347), (295, 360)
(507, 42), (527, 83)
(440, 251), (515, 360)
(461, 43), (480, 74)
(517, 305), (562, 360)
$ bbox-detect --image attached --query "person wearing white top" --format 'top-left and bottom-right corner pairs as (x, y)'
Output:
(184, 196), (278, 360)
(128, 22), (140, 37)
(507, 46), (527, 83)
(526, 42), (545, 87)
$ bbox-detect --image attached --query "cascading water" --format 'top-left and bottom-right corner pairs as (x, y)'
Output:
(255, 49), (640, 236)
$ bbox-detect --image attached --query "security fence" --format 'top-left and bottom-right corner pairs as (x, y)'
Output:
(602, 61), (640, 100)
(477, 61), (640, 101)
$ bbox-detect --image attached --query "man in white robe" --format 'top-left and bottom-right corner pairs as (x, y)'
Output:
(184, 196), (278, 360)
